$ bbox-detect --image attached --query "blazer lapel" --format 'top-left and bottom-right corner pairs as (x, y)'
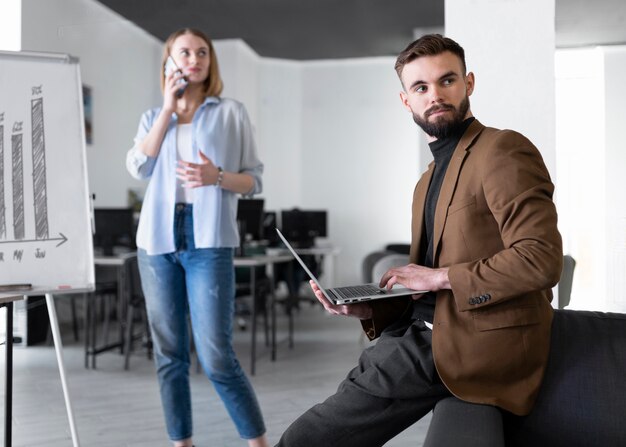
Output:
(431, 120), (485, 266)
(410, 163), (433, 264)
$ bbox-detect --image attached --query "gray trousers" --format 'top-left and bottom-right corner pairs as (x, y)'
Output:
(277, 317), (507, 447)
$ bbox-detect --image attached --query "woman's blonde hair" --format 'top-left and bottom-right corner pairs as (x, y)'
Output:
(160, 28), (224, 97)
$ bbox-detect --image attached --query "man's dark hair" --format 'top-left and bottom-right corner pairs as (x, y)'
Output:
(394, 34), (467, 81)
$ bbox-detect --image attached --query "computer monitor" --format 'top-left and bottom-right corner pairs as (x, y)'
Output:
(280, 209), (327, 248)
(237, 198), (265, 242)
(93, 208), (136, 256)
(262, 211), (280, 246)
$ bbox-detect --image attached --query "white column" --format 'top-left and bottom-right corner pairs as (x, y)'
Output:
(444, 0), (556, 178)
(0, 0), (21, 51)
(555, 45), (626, 313)
(602, 47), (626, 312)
(555, 48), (606, 311)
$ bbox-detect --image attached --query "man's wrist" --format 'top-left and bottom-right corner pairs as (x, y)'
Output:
(438, 267), (451, 290)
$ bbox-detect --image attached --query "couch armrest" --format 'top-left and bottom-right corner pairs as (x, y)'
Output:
(505, 309), (626, 446)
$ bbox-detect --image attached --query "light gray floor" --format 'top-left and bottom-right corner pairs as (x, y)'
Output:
(0, 298), (430, 446)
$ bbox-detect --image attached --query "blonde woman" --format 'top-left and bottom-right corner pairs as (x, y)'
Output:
(127, 28), (268, 447)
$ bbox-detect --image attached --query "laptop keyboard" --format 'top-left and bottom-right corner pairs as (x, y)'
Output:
(333, 284), (384, 299)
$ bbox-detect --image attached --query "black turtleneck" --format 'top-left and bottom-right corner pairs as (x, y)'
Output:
(412, 117), (474, 323)
(422, 117), (475, 268)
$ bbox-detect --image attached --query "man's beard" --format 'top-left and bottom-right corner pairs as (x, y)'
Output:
(412, 96), (470, 140)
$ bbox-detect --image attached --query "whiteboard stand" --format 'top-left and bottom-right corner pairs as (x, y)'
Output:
(45, 294), (80, 447)
(0, 49), (93, 447)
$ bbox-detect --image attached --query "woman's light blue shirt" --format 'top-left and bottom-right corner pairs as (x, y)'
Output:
(126, 97), (263, 255)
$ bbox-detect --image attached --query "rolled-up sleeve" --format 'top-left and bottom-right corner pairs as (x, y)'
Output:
(126, 111), (158, 180)
(237, 105), (263, 196)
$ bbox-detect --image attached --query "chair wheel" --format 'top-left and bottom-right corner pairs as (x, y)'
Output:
(237, 317), (247, 330)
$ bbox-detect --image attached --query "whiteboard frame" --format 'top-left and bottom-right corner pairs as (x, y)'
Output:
(0, 50), (95, 295)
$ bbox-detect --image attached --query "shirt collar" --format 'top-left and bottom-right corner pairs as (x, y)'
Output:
(200, 96), (221, 108)
(169, 96), (221, 119)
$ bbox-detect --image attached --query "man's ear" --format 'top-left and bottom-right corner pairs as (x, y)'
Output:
(399, 91), (412, 113)
(465, 72), (475, 97)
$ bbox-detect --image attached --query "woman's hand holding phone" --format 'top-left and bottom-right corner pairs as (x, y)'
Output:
(164, 56), (188, 102)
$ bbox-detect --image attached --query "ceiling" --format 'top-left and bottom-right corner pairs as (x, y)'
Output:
(97, 0), (626, 60)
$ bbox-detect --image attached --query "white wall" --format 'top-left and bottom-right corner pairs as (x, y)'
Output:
(603, 47), (626, 312)
(0, 0), (21, 51)
(20, 0), (162, 207)
(555, 48), (606, 310)
(556, 46), (626, 312)
(214, 39), (260, 124)
(257, 58), (303, 211)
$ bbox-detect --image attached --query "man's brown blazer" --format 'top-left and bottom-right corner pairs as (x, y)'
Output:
(362, 119), (563, 416)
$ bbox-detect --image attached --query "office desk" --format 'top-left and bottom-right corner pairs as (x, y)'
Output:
(268, 245), (340, 286)
(234, 254), (293, 375)
(86, 252), (136, 368)
(0, 294), (23, 447)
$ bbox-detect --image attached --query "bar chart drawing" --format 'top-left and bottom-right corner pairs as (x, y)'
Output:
(0, 90), (54, 246)
(32, 88), (50, 240)
(0, 49), (94, 294)
(11, 121), (25, 240)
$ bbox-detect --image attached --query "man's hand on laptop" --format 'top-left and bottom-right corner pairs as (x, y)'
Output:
(310, 280), (374, 320)
(379, 264), (451, 296)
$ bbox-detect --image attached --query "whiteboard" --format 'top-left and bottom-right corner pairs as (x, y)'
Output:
(0, 51), (94, 294)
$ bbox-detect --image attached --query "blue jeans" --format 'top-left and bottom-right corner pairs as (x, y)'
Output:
(138, 204), (266, 441)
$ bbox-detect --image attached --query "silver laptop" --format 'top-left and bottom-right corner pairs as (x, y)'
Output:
(276, 228), (425, 305)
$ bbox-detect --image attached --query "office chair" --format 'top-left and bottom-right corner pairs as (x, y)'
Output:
(371, 253), (411, 285)
(385, 243), (411, 255)
(361, 250), (393, 283)
(558, 254), (576, 309)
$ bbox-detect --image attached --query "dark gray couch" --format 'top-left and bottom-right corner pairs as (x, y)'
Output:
(423, 309), (626, 446)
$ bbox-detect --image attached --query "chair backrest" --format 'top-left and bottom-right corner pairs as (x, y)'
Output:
(558, 254), (576, 309)
(371, 253), (410, 284)
(384, 243), (411, 255)
(361, 250), (393, 283)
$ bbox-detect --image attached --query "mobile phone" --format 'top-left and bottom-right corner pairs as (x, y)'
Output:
(164, 56), (188, 98)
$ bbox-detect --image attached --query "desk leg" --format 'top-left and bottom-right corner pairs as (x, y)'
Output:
(288, 261), (294, 349)
(270, 274), (276, 361)
(45, 294), (81, 447)
(250, 267), (256, 376)
(117, 263), (127, 354)
(4, 301), (13, 447)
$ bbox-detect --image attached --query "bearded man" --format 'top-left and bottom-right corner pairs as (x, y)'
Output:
(277, 34), (563, 447)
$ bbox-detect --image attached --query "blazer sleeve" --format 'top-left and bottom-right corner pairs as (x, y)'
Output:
(360, 297), (412, 340)
(447, 130), (563, 312)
